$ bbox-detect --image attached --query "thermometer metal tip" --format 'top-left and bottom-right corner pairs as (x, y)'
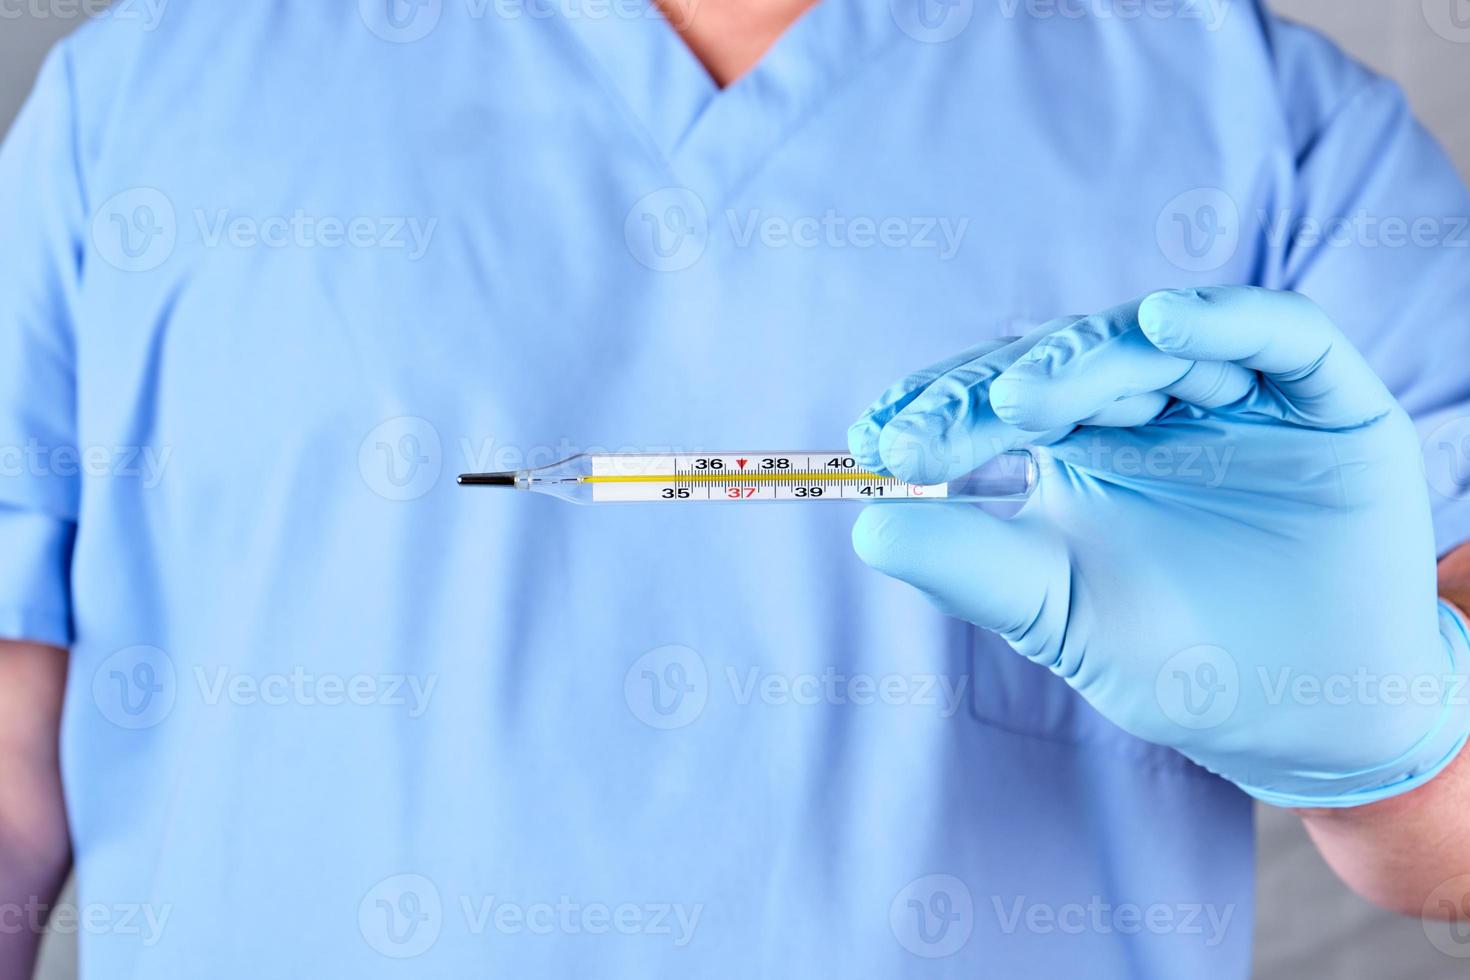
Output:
(458, 472), (518, 487)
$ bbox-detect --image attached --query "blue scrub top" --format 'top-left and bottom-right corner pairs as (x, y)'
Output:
(3, 1), (1469, 976)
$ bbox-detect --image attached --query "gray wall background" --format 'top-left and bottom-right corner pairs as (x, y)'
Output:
(3, 3), (1468, 978)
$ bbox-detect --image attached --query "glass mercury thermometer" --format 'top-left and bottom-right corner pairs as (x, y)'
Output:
(458, 450), (1035, 504)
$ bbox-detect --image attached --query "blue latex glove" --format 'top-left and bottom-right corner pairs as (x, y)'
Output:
(849, 286), (1470, 808)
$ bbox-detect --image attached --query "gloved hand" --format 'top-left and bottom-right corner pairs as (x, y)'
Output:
(849, 286), (1470, 807)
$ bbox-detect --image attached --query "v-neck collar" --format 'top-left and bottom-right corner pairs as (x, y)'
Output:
(558, 0), (906, 202)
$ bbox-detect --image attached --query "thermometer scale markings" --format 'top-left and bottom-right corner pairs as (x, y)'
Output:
(586, 454), (946, 502)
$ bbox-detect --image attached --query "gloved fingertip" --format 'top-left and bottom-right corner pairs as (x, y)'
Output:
(1138, 288), (1204, 351)
(987, 374), (1020, 416)
(850, 505), (914, 576)
(876, 417), (942, 485)
(846, 417), (877, 463)
(988, 375), (1044, 430)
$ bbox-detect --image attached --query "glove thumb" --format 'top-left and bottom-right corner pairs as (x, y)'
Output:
(851, 504), (1069, 659)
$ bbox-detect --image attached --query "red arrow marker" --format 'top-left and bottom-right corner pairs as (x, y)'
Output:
(736, 458), (748, 469)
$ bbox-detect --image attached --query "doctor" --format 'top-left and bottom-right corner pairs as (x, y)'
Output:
(1, 0), (1468, 976)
